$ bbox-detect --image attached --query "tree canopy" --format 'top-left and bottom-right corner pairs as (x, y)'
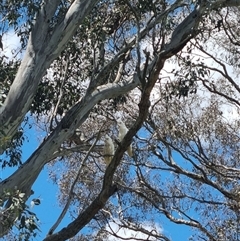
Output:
(0, 0), (240, 240)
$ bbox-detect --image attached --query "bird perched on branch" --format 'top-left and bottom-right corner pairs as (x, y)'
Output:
(103, 135), (115, 165)
(117, 120), (133, 157)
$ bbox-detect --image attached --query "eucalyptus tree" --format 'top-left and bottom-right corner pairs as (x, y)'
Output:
(0, 0), (240, 240)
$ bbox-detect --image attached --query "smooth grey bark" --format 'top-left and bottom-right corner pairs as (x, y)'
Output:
(0, 78), (140, 236)
(0, 78), (141, 194)
(0, 0), (100, 154)
(1, 0), (240, 239)
(0, 0), (100, 236)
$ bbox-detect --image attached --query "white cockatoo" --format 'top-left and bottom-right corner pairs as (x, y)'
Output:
(117, 120), (133, 157)
(103, 135), (115, 165)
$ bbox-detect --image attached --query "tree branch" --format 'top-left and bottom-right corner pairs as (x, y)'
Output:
(0, 0), (100, 154)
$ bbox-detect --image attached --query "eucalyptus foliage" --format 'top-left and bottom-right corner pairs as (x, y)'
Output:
(0, 0), (240, 240)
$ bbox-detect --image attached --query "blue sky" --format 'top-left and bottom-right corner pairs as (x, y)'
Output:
(0, 118), (69, 240)
(0, 118), (195, 240)
(0, 21), (196, 241)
